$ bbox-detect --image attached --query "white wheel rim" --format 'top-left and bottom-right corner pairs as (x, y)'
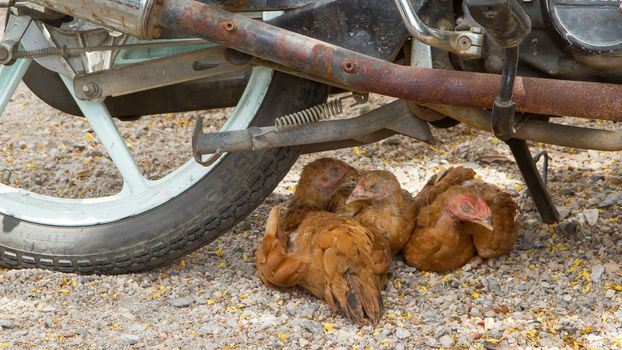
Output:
(0, 64), (273, 226)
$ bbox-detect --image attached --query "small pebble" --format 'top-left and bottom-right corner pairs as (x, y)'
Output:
(583, 209), (599, 226)
(591, 264), (605, 283)
(169, 295), (196, 308)
(395, 328), (411, 340)
(439, 335), (454, 348)
(0, 320), (15, 329)
(120, 334), (140, 345)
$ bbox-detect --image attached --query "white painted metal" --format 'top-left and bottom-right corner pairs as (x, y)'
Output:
(61, 75), (148, 194)
(0, 59), (31, 115)
(0, 67), (273, 226)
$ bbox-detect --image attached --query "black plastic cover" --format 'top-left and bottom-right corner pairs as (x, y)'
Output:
(543, 0), (622, 53)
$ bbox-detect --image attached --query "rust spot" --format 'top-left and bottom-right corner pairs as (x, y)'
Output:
(222, 0), (247, 11)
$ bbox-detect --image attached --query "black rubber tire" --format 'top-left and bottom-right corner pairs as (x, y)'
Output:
(0, 72), (328, 274)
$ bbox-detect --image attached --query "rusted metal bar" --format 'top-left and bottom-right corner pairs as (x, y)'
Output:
(425, 104), (622, 151)
(154, 0), (622, 121)
(212, 0), (313, 11)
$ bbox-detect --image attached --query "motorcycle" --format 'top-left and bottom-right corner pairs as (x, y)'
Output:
(0, 0), (620, 274)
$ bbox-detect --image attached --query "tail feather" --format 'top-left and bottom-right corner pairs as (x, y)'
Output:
(255, 206), (282, 266)
(255, 206), (307, 288)
(324, 270), (383, 325)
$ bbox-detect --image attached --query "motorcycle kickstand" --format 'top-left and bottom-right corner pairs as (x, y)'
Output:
(507, 139), (559, 224)
(496, 48), (559, 224)
(465, 0), (560, 224)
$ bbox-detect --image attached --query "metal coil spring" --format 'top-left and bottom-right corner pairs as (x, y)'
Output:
(275, 98), (345, 130)
(13, 47), (65, 59)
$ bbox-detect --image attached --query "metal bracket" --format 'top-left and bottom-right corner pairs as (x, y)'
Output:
(532, 150), (550, 186)
(0, 15), (32, 65)
(73, 47), (249, 101)
(395, 0), (484, 58)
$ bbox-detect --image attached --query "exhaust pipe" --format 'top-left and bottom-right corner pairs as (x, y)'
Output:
(24, 0), (157, 38)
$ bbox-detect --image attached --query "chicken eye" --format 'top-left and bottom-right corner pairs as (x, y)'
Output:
(461, 203), (473, 212)
(369, 184), (379, 192)
(328, 167), (340, 178)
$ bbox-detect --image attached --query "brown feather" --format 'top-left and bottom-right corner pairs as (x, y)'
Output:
(414, 167), (476, 211)
(403, 167), (519, 271)
(348, 171), (417, 255)
(464, 181), (519, 258)
(255, 206), (309, 288)
(257, 210), (390, 325)
(281, 158), (358, 231)
(403, 186), (476, 272)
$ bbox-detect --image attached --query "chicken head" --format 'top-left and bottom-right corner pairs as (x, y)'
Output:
(296, 158), (358, 206)
(346, 170), (401, 204)
(446, 193), (493, 231)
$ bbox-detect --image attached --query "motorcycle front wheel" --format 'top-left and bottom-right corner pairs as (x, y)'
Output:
(0, 65), (327, 274)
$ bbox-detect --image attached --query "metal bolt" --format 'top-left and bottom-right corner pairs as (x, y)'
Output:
(81, 82), (101, 99)
(342, 60), (356, 73)
(0, 47), (9, 61)
(222, 21), (236, 32)
(457, 36), (472, 50)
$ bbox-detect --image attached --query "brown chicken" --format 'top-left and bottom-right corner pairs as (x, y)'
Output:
(402, 185), (490, 272)
(280, 158), (357, 232)
(416, 166), (518, 258)
(403, 166), (519, 271)
(255, 206), (391, 324)
(463, 180), (518, 259)
(346, 170), (417, 255)
(413, 166), (478, 211)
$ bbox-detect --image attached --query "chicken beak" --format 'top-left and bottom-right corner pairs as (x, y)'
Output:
(346, 185), (368, 205)
(346, 194), (363, 206)
(475, 216), (494, 231)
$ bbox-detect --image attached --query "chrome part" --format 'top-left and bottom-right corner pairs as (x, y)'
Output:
(73, 46), (249, 101)
(395, 0), (484, 58)
(22, 0), (156, 38)
(274, 93), (368, 130)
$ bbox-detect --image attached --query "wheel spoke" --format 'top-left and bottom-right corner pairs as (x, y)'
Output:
(60, 75), (148, 194)
(0, 59), (31, 116)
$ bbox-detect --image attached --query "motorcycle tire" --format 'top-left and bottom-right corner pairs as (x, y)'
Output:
(0, 72), (328, 274)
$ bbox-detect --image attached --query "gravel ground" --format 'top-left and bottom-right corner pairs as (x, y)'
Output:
(1, 12), (622, 350)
